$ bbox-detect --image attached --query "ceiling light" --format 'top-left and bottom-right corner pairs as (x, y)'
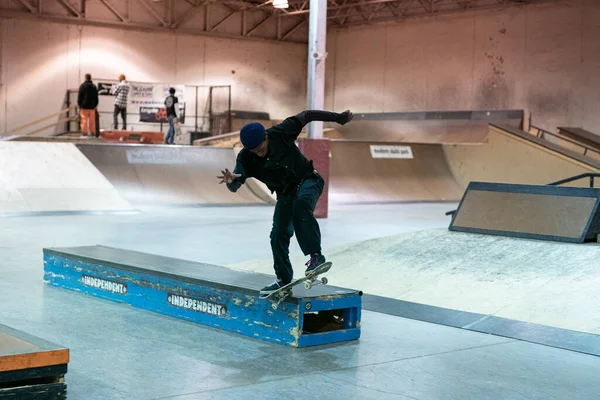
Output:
(273, 0), (289, 9)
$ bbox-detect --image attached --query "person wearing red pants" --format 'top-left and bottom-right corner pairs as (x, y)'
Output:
(77, 74), (99, 136)
(217, 109), (353, 295)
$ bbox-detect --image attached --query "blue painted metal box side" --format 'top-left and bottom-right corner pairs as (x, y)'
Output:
(43, 253), (303, 347)
(297, 296), (362, 347)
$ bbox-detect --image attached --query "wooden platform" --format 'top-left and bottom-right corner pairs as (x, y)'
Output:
(0, 324), (69, 399)
(100, 130), (164, 144)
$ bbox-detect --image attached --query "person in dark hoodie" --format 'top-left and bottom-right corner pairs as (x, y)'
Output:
(217, 109), (353, 295)
(77, 74), (99, 136)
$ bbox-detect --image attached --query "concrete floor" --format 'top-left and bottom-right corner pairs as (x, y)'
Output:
(1, 203), (599, 399)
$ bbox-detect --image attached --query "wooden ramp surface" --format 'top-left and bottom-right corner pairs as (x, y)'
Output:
(0, 324), (69, 399)
(0, 324), (69, 373)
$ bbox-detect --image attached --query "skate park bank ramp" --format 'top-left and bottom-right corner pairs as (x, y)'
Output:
(328, 140), (464, 204)
(75, 144), (267, 207)
(0, 142), (132, 215)
(444, 124), (600, 189)
(322, 121), (600, 205)
(3, 121), (594, 214)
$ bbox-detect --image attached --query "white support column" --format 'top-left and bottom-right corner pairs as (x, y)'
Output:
(306, 0), (327, 139)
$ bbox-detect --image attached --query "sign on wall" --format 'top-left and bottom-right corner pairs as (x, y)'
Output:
(98, 81), (186, 123)
(369, 145), (414, 159)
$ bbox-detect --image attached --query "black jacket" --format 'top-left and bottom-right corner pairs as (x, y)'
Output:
(78, 80), (99, 109)
(227, 110), (349, 197)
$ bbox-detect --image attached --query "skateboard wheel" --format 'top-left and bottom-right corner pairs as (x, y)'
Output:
(272, 304), (277, 310)
(304, 281), (312, 290)
(321, 277), (328, 285)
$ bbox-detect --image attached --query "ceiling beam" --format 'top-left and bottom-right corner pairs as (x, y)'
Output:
(0, 0), (560, 43)
(171, 0), (206, 29)
(245, 12), (275, 36)
(16, 0), (36, 13)
(209, 10), (237, 32)
(281, 18), (306, 40)
(98, 0), (125, 22)
(56, 0), (82, 18)
(280, 0), (400, 16)
(135, 0), (168, 26)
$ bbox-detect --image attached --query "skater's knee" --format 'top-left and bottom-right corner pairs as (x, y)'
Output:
(293, 199), (315, 222)
(270, 225), (293, 242)
(293, 197), (314, 213)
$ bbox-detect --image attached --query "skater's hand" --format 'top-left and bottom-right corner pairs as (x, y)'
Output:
(338, 110), (354, 125)
(217, 168), (241, 184)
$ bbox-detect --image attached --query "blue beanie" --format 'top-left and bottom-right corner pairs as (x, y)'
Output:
(240, 122), (266, 149)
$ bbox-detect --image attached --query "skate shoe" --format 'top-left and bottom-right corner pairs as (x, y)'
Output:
(260, 279), (286, 296)
(305, 253), (326, 276)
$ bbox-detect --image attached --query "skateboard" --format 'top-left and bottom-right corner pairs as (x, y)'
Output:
(174, 118), (183, 143)
(260, 262), (332, 310)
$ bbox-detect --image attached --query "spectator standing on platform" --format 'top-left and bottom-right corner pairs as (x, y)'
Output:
(164, 88), (179, 144)
(77, 73), (99, 136)
(113, 74), (130, 130)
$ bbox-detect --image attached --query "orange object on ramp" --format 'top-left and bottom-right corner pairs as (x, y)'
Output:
(100, 130), (165, 144)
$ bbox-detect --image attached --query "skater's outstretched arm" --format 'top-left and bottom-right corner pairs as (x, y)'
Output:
(274, 110), (354, 141)
(217, 168), (245, 192)
(217, 155), (248, 192)
(295, 110), (353, 127)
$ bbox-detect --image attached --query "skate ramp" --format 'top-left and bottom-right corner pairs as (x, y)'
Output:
(76, 144), (268, 207)
(0, 142), (132, 214)
(444, 124), (599, 188)
(335, 120), (490, 143)
(228, 228), (600, 337)
(333, 108), (524, 144)
(329, 140), (464, 204)
(328, 124), (598, 205)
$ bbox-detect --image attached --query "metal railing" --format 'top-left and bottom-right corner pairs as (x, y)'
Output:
(5, 106), (77, 136)
(547, 173), (600, 187)
(529, 125), (600, 159)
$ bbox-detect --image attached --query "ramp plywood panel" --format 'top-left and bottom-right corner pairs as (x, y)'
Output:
(335, 120), (491, 144)
(453, 190), (596, 239)
(76, 144), (267, 206)
(0, 142), (132, 213)
(450, 182), (600, 242)
(444, 125), (598, 189)
(329, 140), (464, 204)
(0, 324), (69, 373)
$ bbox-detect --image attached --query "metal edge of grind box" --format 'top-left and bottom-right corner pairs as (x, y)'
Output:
(42, 245), (362, 348)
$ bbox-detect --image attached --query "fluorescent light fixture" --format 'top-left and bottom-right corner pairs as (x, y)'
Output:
(273, 0), (289, 9)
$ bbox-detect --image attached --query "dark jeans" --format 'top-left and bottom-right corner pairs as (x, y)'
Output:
(113, 105), (127, 130)
(270, 173), (324, 284)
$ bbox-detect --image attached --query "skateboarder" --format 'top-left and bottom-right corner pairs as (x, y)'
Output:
(217, 109), (353, 295)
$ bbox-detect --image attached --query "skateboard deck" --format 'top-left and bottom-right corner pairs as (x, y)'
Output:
(260, 262), (332, 309)
(174, 118), (182, 140)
